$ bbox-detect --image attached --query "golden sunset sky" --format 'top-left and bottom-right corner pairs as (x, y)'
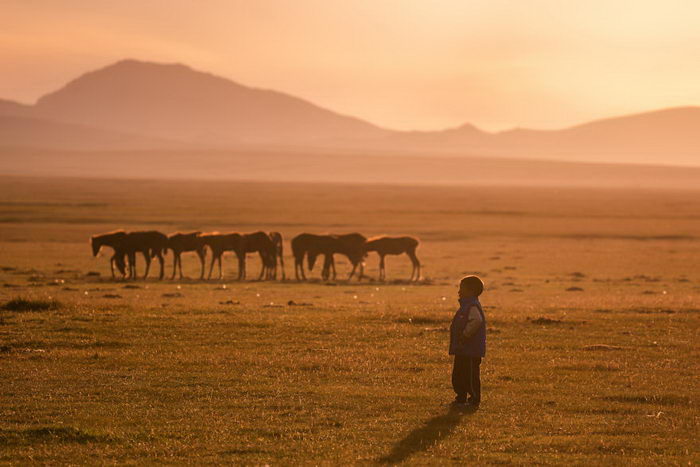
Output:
(2, 0), (699, 131)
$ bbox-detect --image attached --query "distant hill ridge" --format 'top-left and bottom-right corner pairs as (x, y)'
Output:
(1, 59), (698, 166)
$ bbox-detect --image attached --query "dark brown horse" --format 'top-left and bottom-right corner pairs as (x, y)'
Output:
(200, 232), (245, 280)
(241, 231), (277, 281)
(90, 230), (128, 279)
(311, 233), (367, 281)
(291, 233), (336, 281)
(166, 232), (206, 280)
(123, 231), (168, 280)
(269, 231), (285, 280)
(364, 236), (421, 281)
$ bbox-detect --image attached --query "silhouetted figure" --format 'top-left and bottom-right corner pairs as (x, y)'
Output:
(449, 276), (486, 408)
(241, 231), (277, 280)
(90, 230), (129, 279)
(123, 231), (168, 280)
(200, 232), (244, 280)
(269, 231), (286, 280)
(364, 236), (420, 281)
(166, 231), (206, 280)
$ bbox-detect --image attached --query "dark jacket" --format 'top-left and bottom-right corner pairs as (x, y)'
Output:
(449, 297), (486, 357)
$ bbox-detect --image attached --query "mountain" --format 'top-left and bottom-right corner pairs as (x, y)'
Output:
(0, 58), (697, 166)
(0, 99), (33, 117)
(488, 107), (700, 165)
(384, 107), (700, 165)
(31, 59), (390, 146)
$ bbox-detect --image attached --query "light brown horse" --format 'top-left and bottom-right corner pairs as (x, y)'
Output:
(166, 232), (206, 280)
(269, 231), (285, 280)
(200, 232), (244, 280)
(90, 230), (128, 279)
(241, 231), (277, 280)
(364, 236), (420, 281)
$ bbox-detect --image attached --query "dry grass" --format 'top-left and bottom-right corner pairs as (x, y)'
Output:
(0, 176), (699, 464)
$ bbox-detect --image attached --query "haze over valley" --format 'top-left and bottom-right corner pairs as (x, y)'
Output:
(1, 59), (698, 185)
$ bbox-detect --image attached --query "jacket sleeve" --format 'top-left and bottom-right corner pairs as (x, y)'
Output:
(462, 306), (483, 339)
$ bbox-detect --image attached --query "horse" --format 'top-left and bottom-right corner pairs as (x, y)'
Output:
(311, 233), (367, 281)
(90, 230), (129, 279)
(166, 232), (206, 280)
(291, 233), (331, 281)
(269, 231), (285, 280)
(364, 236), (421, 281)
(123, 231), (168, 280)
(240, 231), (277, 280)
(200, 232), (245, 280)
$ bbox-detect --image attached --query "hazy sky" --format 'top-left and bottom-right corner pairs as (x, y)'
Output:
(2, 0), (699, 131)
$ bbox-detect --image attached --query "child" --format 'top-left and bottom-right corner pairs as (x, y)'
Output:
(449, 275), (486, 408)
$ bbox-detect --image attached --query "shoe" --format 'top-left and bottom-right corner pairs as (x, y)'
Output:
(467, 399), (480, 409)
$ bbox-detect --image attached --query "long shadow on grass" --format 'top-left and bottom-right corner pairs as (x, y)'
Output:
(378, 405), (475, 464)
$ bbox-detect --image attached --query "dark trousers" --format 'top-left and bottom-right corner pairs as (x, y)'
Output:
(452, 355), (481, 403)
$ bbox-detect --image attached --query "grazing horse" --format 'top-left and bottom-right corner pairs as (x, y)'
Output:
(269, 231), (286, 280)
(200, 232), (244, 280)
(241, 231), (277, 280)
(291, 233), (331, 280)
(123, 231), (168, 280)
(312, 233), (367, 281)
(364, 236), (421, 281)
(166, 232), (206, 280)
(90, 230), (129, 279)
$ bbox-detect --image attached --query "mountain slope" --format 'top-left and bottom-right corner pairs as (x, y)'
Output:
(489, 107), (700, 164)
(33, 59), (389, 146)
(0, 99), (33, 117)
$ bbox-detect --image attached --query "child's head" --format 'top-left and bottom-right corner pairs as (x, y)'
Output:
(459, 275), (484, 298)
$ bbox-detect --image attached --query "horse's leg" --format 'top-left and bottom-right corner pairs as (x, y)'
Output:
(110, 254), (117, 279)
(237, 253), (245, 281)
(257, 252), (266, 281)
(348, 260), (357, 281)
(296, 254), (306, 281)
(129, 252), (137, 280)
(408, 252), (416, 281)
(197, 249), (207, 281)
(407, 249), (420, 281)
(358, 260), (365, 281)
(157, 251), (165, 280)
(328, 255), (337, 281)
(279, 251), (286, 280)
(171, 252), (178, 280)
(142, 251), (151, 279)
(207, 251), (217, 280)
(379, 254), (386, 281)
(218, 254), (223, 280)
(268, 254), (275, 280)
(178, 252), (185, 279)
(322, 255), (332, 281)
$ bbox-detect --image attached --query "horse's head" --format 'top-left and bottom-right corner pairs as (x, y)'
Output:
(308, 252), (319, 270)
(115, 253), (127, 276)
(90, 236), (102, 257)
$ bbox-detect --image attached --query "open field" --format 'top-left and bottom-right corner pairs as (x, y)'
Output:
(1, 176), (699, 464)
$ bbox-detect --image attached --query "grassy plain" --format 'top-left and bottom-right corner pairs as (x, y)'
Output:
(1, 176), (699, 464)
